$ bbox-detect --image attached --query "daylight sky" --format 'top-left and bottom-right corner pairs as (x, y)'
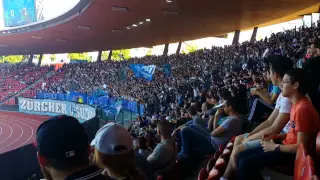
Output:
(42, 0), (79, 20)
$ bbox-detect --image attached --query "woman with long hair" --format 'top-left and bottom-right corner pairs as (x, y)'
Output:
(92, 123), (146, 180)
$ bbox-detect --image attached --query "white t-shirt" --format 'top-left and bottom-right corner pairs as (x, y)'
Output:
(275, 93), (292, 133)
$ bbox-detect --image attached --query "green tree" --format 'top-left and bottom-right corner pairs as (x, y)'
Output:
(101, 51), (109, 61)
(3, 55), (24, 63)
(34, 55), (40, 60)
(50, 54), (56, 62)
(182, 43), (198, 54)
(111, 49), (131, 61)
(146, 48), (152, 56)
(67, 53), (92, 61)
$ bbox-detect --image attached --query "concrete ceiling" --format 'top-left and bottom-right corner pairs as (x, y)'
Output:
(0, 0), (318, 55)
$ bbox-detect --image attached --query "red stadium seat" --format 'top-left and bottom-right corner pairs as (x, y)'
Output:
(219, 144), (226, 153)
(198, 168), (208, 180)
(316, 132), (320, 154)
(214, 158), (226, 172)
(300, 156), (316, 180)
(213, 150), (221, 160)
(226, 142), (233, 150)
(220, 149), (232, 162)
(294, 144), (308, 180)
(268, 143), (306, 177)
(208, 167), (220, 180)
(157, 175), (164, 180)
(207, 156), (217, 172)
(230, 136), (236, 143)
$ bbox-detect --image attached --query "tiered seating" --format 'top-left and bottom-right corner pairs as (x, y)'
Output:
(199, 134), (320, 180)
(0, 66), (51, 104)
(197, 138), (236, 180)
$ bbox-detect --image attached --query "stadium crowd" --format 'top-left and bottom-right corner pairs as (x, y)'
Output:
(1, 22), (319, 180)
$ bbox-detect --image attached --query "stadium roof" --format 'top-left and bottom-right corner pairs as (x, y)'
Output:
(0, 0), (319, 55)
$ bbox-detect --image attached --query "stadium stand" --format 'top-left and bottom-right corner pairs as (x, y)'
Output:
(0, 21), (319, 180)
(0, 64), (52, 104)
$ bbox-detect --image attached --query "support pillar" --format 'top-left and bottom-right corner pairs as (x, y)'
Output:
(176, 42), (182, 54)
(97, 50), (102, 62)
(28, 54), (34, 64)
(108, 50), (112, 60)
(250, 27), (258, 43)
(37, 54), (43, 66)
(163, 44), (169, 56)
(232, 30), (240, 45)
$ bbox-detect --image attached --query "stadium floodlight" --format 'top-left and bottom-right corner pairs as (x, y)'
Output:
(56, 39), (66, 42)
(139, 21), (144, 25)
(31, 36), (43, 39)
(146, 19), (151, 22)
(126, 27), (131, 30)
(132, 24), (138, 27)
(78, 25), (91, 30)
(166, 0), (172, 2)
(112, 7), (128, 12)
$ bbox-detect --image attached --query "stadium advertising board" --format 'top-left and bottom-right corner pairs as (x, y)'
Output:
(2, 0), (36, 27)
(18, 98), (96, 123)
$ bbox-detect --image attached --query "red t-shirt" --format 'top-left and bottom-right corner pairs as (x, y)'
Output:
(282, 97), (319, 155)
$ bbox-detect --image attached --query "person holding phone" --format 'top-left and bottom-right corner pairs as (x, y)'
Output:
(177, 97), (242, 161)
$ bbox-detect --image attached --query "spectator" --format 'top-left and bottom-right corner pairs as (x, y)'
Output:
(237, 68), (320, 180)
(147, 121), (177, 175)
(221, 55), (293, 180)
(36, 115), (109, 180)
(136, 136), (151, 158)
(248, 56), (292, 123)
(92, 123), (146, 180)
(315, 38), (320, 56)
(177, 97), (243, 161)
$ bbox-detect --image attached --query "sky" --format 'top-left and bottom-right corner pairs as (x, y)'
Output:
(42, 0), (79, 20)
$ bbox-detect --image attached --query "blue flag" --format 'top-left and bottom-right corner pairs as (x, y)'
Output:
(163, 64), (171, 78)
(129, 64), (156, 81)
(119, 67), (127, 81)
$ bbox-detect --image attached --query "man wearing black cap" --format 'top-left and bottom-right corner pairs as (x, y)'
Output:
(36, 115), (111, 180)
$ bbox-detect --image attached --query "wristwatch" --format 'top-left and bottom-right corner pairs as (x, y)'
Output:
(274, 144), (280, 152)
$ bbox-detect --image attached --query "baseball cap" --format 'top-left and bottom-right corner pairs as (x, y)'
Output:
(90, 123), (133, 155)
(36, 116), (88, 161)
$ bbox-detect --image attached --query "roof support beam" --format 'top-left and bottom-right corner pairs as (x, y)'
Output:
(38, 54), (43, 66)
(250, 27), (258, 43)
(176, 42), (182, 54)
(163, 44), (169, 56)
(28, 54), (34, 65)
(108, 50), (112, 60)
(97, 50), (102, 62)
(232, 30), (240, 45)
